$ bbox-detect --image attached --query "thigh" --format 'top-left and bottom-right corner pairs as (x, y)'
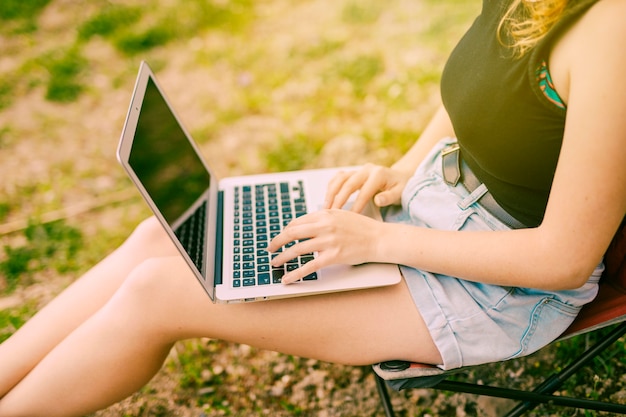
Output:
(114, 255), (443, 367)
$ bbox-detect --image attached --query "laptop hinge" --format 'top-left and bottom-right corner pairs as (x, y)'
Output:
(214, 190), (224, 286)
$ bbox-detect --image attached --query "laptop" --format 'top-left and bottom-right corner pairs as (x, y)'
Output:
(117, 61), (402, 303)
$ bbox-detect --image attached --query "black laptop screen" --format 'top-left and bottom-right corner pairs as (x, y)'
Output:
(128, 77), (211, 226)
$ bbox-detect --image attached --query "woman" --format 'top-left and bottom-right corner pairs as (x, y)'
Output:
(1, 0), (625, 415)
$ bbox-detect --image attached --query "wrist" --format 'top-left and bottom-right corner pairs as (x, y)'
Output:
(370, 221), (397, 264)
(390, 160), (417, 178)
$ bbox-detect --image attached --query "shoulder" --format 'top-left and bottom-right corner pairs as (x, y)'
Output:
(570, 0), (626, 55)
(550, 0), (626, 103)
(578, 0), (626, 38)
(568, 0), (626, 92)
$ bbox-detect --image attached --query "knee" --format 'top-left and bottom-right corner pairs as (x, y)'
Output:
(107, 257), (195, 339)
(123, 217), (178, 258)
(116, 258), (174, 304)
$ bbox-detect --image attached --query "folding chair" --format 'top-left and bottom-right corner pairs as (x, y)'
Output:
(373, 218), (626, 416)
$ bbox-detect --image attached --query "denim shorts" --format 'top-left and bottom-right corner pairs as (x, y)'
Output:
(383, 137), (601, 370)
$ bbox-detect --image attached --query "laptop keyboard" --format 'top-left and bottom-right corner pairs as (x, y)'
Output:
(232, 181), (318, 287)
(174, 201), (207, 273)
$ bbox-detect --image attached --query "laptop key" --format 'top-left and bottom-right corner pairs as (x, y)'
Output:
(272, 268), (284, 283)
(258, 273), (271, 285)
(303, 272), (318, 281)
(231, 179), (314, 289)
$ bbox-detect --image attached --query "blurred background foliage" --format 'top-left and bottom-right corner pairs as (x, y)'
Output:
(0, 0), (623, 416)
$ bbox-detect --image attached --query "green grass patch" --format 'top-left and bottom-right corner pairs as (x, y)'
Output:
(300, 38), (346, 60)
(1, 220), (83, 293)
(371, 127), (421, 159)
(168, 340), (229, 411)
(0, 303), (37, 343)
(77, 4), (142, 41)
(266, 134), (326, 172)
(0, 0), (51, 34)
(81, 0), (255, 56)
(0, 0), (50, 21)
(78, 4), (170, 55)
(333, 54), (384, 98)
(0, 126), (11, 149)
(0, 79), (14, 110)
(0, 202), (10, 222)
(341, 0), (383, 25)
(168, 0), (255, 33)
(113, 26), (174, 55)
(40, 48), (88, 102)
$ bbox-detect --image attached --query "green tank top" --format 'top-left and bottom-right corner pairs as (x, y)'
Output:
(440, 0), (598, 227)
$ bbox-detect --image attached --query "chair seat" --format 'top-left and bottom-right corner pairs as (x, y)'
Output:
(563, 280), (626, 338)
(373, 278), (626, 390)
(373, 220), (626, 415)
(372, 361), (446, 390)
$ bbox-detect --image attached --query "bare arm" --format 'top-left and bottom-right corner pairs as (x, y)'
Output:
(272, 0), (626, 290)
(380, 0), (626, 290)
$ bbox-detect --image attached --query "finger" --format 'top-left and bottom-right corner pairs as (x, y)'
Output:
(324, 171), (351, 209)
(270, 237), (318, 267)
(374, 187), (401, 207)
(351, 174), (385, 213)
(267, 232), (291, 253)
(267, 213), (319, 252)
(281, 258), (323, 285)
(329, 170), (367, 209)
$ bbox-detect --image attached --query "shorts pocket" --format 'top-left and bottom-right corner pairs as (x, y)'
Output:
(510, 296), (580, 359)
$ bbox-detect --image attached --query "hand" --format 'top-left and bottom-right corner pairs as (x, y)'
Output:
(267, 209), (383, 284)
(324, 163), (413, 213)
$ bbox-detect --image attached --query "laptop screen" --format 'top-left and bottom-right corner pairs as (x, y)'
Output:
(128, 77), (211, 226)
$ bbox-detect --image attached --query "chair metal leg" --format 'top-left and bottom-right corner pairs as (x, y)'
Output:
(375, 372), (396, 417)
(374, 322), (626, 416)
(504, 321), (626, 416)
(433, 379), (626, 414)
(429, 322), (626, 415)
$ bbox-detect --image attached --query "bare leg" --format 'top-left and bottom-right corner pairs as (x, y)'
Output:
(0, 217), (178, 398)
(0, 254), (441, 417)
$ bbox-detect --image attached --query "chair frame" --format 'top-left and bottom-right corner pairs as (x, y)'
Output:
(375, 321), (626, 416)
(374, 219), (626, 416)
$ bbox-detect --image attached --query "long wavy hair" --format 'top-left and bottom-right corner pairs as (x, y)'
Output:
(498, 0), (569, 57)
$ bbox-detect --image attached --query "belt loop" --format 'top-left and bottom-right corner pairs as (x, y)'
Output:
(440, 142), (528, 229)
(459, 183), (489, 210)
(442, 144), (461, 186)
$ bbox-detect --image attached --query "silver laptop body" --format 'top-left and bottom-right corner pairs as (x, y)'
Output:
(117, 62), (401, 303)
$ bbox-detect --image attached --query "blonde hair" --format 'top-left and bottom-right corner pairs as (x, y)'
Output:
(498, 0), (568, 57)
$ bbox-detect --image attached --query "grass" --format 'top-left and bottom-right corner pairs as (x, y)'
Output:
(41, 48), (88, 102)
(0, 220), (83, 292)
(0, 303), (36, 343)
(0, 0), (51, 21)
(0, 0), (51, 34)
(0, 0), (624, 415)
(77, 5), (143, 41)
(333, 53), (385, 98)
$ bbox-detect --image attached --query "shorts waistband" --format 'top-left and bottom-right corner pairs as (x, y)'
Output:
(441, 144), (527, 229)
